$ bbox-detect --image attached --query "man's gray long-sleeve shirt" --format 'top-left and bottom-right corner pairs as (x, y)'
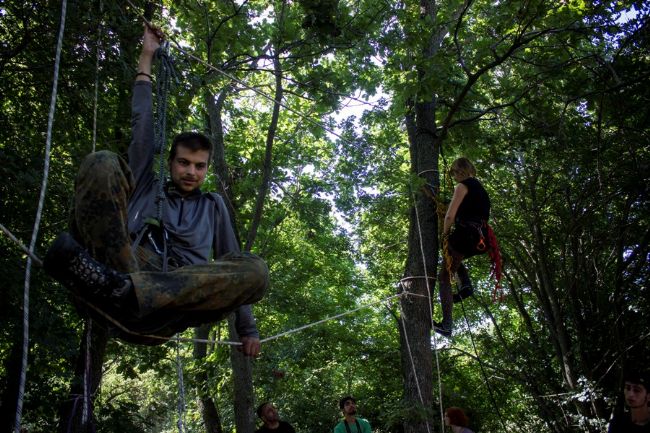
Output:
(126, 80), (258, 338)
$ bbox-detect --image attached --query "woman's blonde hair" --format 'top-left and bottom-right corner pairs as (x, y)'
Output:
(450, 157), (476, 180)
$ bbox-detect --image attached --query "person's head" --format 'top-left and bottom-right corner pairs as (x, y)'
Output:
(339, 396), (357, 416)
(444, 407), (469, 427)
(256, 402), (279, 423)
(168, 132), (212, 195)
(449, 157), (476, 182)
(623, 371), (650, 409)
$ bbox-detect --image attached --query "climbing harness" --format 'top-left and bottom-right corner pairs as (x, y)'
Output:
(428, 171), (503, 300)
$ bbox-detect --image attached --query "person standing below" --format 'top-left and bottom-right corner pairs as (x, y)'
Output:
(444, 407), (474, 433)
(255, 402), (295, 433)
(42, 24), (268, 351)
(434, 157), (498, 338)
(334, 396), (371, 433)
(608, 371), (650, 432)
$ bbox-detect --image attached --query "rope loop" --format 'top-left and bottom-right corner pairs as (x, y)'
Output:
(150, 40), (179, 262)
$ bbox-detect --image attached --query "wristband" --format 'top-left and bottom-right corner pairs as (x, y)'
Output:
(135, 71), (153, 80)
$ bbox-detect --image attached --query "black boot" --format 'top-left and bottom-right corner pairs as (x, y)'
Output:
(453, 263), (474, 303)
(433, 321), (452, 338)
(44, 232), (136, 312)
(453, 285), (474, 303)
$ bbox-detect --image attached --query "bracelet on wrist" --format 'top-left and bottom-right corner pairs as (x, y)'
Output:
(135, 71), (153, 80)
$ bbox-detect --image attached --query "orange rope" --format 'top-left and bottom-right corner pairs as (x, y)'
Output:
(441, 234), (454, 285)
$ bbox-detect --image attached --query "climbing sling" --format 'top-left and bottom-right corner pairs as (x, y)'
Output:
(131, 38), (178, 272)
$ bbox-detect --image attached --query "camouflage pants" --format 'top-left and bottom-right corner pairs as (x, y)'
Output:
(69, 151), (268, 342)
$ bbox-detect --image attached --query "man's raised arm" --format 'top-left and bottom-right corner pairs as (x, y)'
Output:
(129, 25), (162, 181)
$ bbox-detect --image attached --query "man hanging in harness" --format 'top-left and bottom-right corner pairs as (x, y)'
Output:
(42, 25), (268, 354)
(434, 157), (501, 338)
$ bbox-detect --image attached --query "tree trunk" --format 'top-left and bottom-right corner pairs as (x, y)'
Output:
(206, 87), (232, 199)
(244, 47), (283, 252)
(0, 328), (29, 433)
(228, 317), (255, 433)
(205, 88), (244, 433)
(398, 1), (440, 432)
(399, 102), (439, 433)
(206, 79), (262, 433)
(57, 321), (109, 433)
(194, 325), (223, 433)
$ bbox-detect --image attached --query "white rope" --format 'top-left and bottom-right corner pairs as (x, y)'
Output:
(396, 300), (428, 425)
(417, 169), (439, 176)
(80, 291), (405, 347)
(0, 223), (43, 267)
(124, 0), (357, 147)
(412, 190), (445, 433)
(400, 276), (436, 283)
(175, 340), (187, 433)
(166, 40), (352, 144)
(82, 319), (92, 427)
(14, 1), (67, 431)
(84, 3), (101, 421)
(411, 191), (435, 325)
(91, 0), (103, 153)
(259, 293), (403, 343)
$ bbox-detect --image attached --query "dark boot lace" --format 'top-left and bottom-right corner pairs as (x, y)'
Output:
(72, 255), (106, 284)
(68, 254), (124, 297)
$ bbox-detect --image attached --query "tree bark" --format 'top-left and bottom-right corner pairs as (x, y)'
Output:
(228, 318), (255, 433)
(56, 322), (109, 433)
(244, 47), (283, 252)
(235, 6), (287, 428)
(398, 2), (440, 432)
(194, 325), (223, 433)
(0, 328), (30, 433)
(203, 88), (237, 433)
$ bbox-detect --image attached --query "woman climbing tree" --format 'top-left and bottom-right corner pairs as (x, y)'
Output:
(434, 157), (500, 337)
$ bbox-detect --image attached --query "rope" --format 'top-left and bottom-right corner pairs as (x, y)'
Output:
(396, 300), (428, 430)
(66, 396), (81, 433)
(153, 42), (177, 224)
(82, 319), (92, 427)
(417, 169), (439, 176)
(399, 276), (436, 283)
(0, 223), (43, 267)
(175, 340), (187, 433)
(411, 190), (443, 433)
(75, 291), (407, 346)
(260, 293), (403, 343)
(14, 1), (67, 432)
(442, 234), (454, 286)
(458, 298), (510, 432)
(166, 40), (353, 143)
(84, 3), (102, 421)
(125, 0), (355, 145)
(91, 0), (102, 153)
